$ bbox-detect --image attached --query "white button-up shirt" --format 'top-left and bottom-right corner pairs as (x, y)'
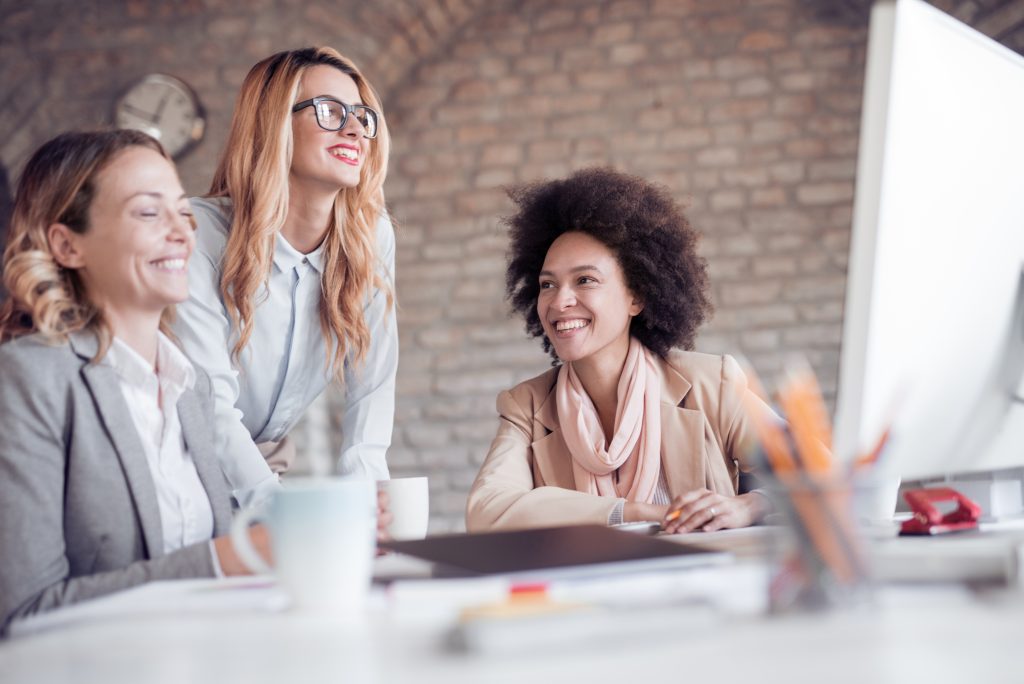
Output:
(173, 198), (398, 508)
(105, 334), (215, 554)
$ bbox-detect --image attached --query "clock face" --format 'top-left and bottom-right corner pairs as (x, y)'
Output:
(115, 74), (205, 158)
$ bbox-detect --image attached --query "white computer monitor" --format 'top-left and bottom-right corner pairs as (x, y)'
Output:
(833, 0), (1024, 486)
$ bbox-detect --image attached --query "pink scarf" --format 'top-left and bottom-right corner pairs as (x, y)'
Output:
(555, 337), (662, 503)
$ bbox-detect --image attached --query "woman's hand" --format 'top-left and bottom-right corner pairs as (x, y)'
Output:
(661, 489), (768, 534)
(623, 501), (669, 523)
(213, 489), (396, 569)
(212, 524), (272, 576)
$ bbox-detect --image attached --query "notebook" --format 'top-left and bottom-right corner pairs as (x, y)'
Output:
(379, 524), (730, 580)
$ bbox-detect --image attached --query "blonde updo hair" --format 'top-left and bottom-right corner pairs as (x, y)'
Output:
(0, 129), (171, 359)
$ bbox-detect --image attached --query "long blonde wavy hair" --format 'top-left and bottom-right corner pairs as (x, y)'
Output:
(0, 130), (172, 360)
(210, 47), (393, 380)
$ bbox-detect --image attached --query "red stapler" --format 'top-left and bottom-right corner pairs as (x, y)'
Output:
(899, 487), (981, 535)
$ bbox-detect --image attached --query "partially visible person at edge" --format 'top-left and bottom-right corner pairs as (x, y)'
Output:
(466, 167), (774, 534)
(172, 47), (398, 510)
(0, 130), (270, 635)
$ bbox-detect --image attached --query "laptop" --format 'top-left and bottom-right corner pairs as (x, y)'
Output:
(379, 524), (730, 581)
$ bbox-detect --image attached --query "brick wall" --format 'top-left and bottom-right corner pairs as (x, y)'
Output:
(1, 0), (1022, 532)
(383, 0), (1024, 531)
(384, 0), (867, 528)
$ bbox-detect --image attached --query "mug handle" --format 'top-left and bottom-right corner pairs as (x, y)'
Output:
(229, 506), (273, 575)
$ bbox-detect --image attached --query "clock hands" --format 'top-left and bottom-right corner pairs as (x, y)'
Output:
(154, 91), (172, 121)
(120, 90), (175, 124)
(120, 101), (160, 123)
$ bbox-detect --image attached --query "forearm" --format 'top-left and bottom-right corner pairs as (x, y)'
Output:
(3, 543), (215, 634)
(467, 484), (620, 532)
(218, 415), (280, 509)
(172, 229), (279, 506)
(191, 348), (278, 507)
(339, 286), (397, 479)
(468, 390), (626, 531)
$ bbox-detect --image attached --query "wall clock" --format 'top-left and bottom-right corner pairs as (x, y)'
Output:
(114, 73), (205, 158)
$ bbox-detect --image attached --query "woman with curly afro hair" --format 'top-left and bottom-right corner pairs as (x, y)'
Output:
(466, 167), (773, 534)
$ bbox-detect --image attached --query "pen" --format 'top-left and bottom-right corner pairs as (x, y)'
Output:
(664, 509), (682, 523)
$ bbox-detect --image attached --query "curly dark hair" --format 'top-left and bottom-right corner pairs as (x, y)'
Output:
(505, 167), (713, 361)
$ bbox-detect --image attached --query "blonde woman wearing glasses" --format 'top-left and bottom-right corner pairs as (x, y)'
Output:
(174, 47), (397, 511)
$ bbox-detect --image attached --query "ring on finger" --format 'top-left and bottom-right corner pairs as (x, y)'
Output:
(708, 506), (717, 518)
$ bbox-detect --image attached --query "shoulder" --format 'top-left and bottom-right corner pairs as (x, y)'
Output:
(0, 333), (80, 369)
(664, 348), (730, 377)
(190, 196), (232, 227)
(498, 366), (559, 414)
(663, 349), (747, 392)
(0, 334), (82, 396)
(189, 197), (232, 261)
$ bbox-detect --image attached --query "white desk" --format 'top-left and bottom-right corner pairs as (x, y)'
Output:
(3, 529), (1024, 684)
(2, 585), (1023, 683)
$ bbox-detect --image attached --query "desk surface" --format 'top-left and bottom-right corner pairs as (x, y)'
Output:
(3, 528), (1024, 684)
(3, 585), (1024, 684)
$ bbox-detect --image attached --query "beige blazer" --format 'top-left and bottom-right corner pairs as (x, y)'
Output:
(466, 350), (768, 532)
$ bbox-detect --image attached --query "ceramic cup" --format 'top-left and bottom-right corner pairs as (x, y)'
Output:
(231, 477), (377, 613)
(377, 476), (429, 541)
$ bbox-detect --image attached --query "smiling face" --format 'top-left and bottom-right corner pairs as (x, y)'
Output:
(537, 231), (644, 366)
(51, 145), (194, 329)
(289, 64), (369, 194)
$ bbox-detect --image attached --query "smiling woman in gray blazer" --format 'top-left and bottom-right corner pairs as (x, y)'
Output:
(0, 130), (268, 635)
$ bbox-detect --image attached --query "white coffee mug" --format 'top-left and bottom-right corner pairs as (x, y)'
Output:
(231, 477), (376, 613)
(377, 476), (429, 541)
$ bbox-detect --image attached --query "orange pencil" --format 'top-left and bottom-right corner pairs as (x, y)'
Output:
(777, 365), (832, 473)
(737, 358), (799, 475)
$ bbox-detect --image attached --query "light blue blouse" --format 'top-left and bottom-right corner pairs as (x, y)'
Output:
(174, 197), (398, 507)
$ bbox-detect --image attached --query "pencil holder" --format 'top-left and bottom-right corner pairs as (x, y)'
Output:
(766, 472), (870, 612)
(736, 355), (877, 610)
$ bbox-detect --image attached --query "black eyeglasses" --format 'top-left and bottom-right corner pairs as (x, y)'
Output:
(291, 97), (379, 138)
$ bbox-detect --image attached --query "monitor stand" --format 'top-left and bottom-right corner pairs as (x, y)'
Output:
(942, 468), (1024, 522)
(894, 469), (1024, 524)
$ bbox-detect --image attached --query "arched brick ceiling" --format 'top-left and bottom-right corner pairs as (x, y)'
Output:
(0, 0), (496, 184)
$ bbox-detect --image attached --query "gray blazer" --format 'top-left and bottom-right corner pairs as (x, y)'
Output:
(0, 331), (233, 634)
